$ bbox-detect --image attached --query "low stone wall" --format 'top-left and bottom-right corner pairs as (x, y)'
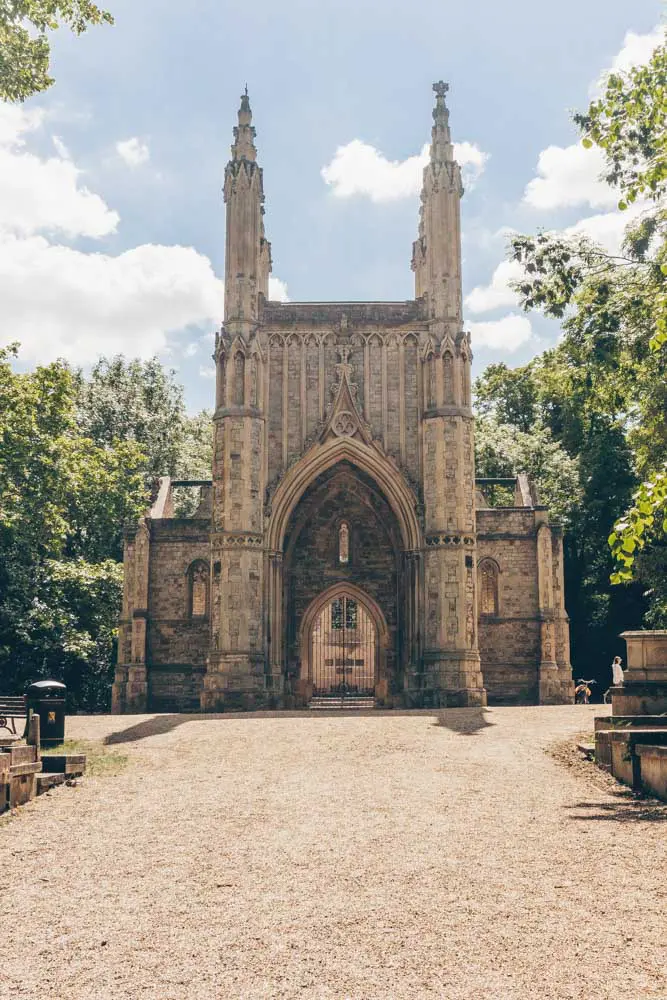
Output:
(600, 729), (667, 799)
(636, 745), (667, 801)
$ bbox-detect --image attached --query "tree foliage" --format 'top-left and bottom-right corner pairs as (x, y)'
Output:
(506, 31), (667, 592)
(0, 0), (113, 102)
(0, 345), (145, 707)
(0, 345), (213, 709)
(474, 352), (648, 682)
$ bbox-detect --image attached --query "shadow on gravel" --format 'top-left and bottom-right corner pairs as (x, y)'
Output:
(103, 707), (495, 745)
(104, 714), (196, 744)
(564, 800), (667, 823)
(432, 707), (494, 736)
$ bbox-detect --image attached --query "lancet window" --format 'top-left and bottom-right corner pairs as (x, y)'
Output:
(331, 597), (358, 631)
(443, 351), (455, 406)
(478, 559), (499, 617)
(338, 522), (350, 565)
(188, 561), (210, 618)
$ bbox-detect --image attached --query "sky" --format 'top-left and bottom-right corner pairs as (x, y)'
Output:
(0, 0), (664, 412)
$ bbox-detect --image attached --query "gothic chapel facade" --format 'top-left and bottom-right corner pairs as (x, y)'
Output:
(112, 85), (574, 713)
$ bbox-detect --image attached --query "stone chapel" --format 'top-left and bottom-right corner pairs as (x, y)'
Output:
(112, 84), (574, 714)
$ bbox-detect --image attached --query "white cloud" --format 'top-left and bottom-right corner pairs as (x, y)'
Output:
(524, 27), (665, 215)
(52, 136), (70, 160)
(564, 201), (647, 255)
(468, 314), (534, 352)
(116, 137), (150, 167)
(592, 25), (664, 94)
(465, 259), (524, 314)
(0, 235), (225, 364)
(321, 138), (488, 202)
(268, 276), (290, 302)
(0, 103), (118, 239)
(0, 105), (290, 365)
(454, 142), (489, 188)
(199, 365), (216, 379)
(523, 143), (617, 212)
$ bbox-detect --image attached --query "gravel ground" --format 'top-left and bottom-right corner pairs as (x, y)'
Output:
(2, 705), (666, 1000)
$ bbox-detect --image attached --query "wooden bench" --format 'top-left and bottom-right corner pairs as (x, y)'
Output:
(0, 696), (27, 736)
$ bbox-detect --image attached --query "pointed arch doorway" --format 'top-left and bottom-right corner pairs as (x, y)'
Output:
(300, 583), (389, 702)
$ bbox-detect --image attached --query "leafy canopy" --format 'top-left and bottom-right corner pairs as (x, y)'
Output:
(0, 0), (113, 102)
(507, 32), (667, 588)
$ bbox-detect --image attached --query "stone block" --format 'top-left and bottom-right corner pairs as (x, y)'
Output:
(636, 744), (667, 801)
(37, 772), (66, 794)
(608, 729), (667, 790)
(40, 754), (86, 777)
(611, 683), (667, 717)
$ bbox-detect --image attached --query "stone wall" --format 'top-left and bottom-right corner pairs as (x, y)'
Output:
(477, 508), (543, 704)
(145, 519), (210, 711)
(263, 313), (428, 491)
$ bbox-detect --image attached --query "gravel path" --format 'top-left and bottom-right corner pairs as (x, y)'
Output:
(2, 706), (666, 1000)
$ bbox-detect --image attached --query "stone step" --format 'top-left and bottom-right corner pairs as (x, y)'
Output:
(37, 772), (66, 794)
(309, 697), (376, 711)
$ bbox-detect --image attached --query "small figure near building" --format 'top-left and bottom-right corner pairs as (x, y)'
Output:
(611, 656), (624, 686)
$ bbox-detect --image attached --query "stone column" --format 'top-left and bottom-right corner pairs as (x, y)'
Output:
(203, 374), (267, 711)
(536, 519), (573, 704)
(420, 342), (485, 708)
(112, 520), (150, 713)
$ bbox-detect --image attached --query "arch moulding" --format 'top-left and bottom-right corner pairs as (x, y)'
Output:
(267, 436), (422, 553)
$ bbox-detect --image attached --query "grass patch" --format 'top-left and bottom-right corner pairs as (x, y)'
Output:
(42, 738), (129, 778)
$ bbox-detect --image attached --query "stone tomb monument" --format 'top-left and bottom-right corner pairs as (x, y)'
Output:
(112, 85), (574, 713)
(613, 631), (667, 716)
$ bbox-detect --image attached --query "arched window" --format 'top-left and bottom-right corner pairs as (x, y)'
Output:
(478, 559), (499, 617)
(188, 561), (209, 618)
(338, 521), (350, 564)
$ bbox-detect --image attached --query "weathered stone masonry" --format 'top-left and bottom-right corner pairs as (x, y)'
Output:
(113, 84), (574, 712)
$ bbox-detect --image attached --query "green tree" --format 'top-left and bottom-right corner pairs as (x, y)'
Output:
(475, 415), (582, 528)
(77, 355), (187, 483)
(474, 353), (647, 679)
(0, 345), (147, 708)
(0, 0), (113, 102)
(508, 35), (667, 587)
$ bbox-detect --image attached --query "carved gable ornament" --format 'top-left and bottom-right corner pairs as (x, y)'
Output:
(320, 347), (373, 445)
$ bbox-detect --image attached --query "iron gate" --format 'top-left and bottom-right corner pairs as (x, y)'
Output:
(310, 595), (376, 697)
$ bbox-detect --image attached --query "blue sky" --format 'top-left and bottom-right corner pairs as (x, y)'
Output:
(0, 0), (663, 411)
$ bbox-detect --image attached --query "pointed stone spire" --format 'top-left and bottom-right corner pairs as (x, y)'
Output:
(430, 80), (453, 165)
(412, 82), (463, 332)
(222, 87), (271, 334)
(230, 86), (257, 163)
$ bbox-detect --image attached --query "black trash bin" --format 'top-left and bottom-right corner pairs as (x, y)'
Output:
(26, 680), (67, 747)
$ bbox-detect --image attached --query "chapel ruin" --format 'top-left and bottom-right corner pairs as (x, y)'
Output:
(112, 84), (574, 713)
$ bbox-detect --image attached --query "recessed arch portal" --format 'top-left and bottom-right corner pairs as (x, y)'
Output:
(300, 582), (389, 697)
